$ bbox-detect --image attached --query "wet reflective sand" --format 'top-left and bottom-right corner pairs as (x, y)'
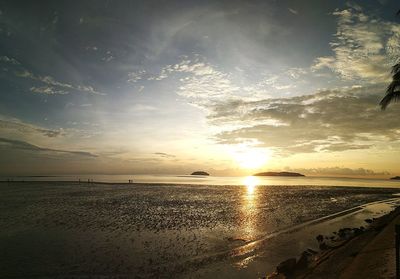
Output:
(0, 181), (399, 278)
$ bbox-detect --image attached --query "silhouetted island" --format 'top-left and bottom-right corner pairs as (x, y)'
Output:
(390, 176), (400, 180)
(253, 171), (305, 177)
(190, 171), (210, 176)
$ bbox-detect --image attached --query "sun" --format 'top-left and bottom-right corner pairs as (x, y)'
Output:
(232, 147), (270, 170)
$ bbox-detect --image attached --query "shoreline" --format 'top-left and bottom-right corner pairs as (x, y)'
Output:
(265, 204), (400, 279)
(1, 180), (400, 190)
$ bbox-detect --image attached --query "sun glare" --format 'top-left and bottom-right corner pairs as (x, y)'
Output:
(243, 176), (259, 194)
(232, 147), (270, 170)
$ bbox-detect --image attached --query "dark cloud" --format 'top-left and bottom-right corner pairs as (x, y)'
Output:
(0, 119), (64, 138)
(210, 85), (400, 154)
(0, 137), (97, 158)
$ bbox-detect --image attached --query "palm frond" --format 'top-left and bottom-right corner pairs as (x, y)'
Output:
(392, 63), (400, 75)
(393, 72), (400, 82)
(380, 10), (400, 110)
(386, 79), (400, 93)
(380, 90), (400, 110)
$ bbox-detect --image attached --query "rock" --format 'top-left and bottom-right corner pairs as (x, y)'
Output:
(276, 258), (297, 276)
(306, 248), (318, 255)
(296, 251), (310, 270)
(267, 272), (286, 279)
(319, 242), (329, 250)
(338, 228), (352, 239)
(190, 171), (209, 176)
(316, 234), (324, 242)
(353, 227), (363, 235)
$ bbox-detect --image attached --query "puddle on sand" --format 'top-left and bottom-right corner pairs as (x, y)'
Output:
(187, 198), (400, 279)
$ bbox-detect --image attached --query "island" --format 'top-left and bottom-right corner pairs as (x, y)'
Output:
(253, 171), (305, 177)
(190, 171), (210, 176)
(390, 176), (400, 180)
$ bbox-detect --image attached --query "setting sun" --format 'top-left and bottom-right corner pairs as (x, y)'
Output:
(231, 147), (271, 170)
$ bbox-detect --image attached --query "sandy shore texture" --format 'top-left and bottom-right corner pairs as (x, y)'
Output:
(272, 206), (400, 279)
(2, 181), (399, 278)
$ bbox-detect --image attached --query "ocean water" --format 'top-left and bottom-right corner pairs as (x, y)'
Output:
(1, 179), (400, 278)
(3, 174), (400, 188)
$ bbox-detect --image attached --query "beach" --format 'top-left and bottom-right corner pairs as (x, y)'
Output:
(1, 180), (399, 278)
(278, 204), (400, 279)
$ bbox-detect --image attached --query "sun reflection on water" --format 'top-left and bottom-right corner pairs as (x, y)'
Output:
(243, 176), (259, 195)
(234, 176), (261, 268)
(241, 176), (261, 239)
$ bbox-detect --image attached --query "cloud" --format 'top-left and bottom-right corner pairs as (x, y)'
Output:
(151, 57), (241, 108)
(30, 86), (68, 95)
(209, 85), (400, 154)
(14, 69), (105, 95)
(0, 137), (97, 158)
(157, 56), (296, 107)
(0, 118), (65, 138)
(127, 70), (146, 83)
(154, 152), (176, 158)
(285, 166), (390, 176)
(0, 55), (20, 65)
(312, 7), (400, 83)
(131, 104), (157, 112)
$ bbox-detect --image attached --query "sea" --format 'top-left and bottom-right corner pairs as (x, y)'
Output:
(3, 174), (400, 188)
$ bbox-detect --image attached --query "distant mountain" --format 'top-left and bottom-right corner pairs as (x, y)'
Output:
(253, 171), (305, 177)
(191, 171), (210, 176)
(390, 176), (400, 180)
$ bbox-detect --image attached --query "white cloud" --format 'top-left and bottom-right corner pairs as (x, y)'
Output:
(311, 57), (336, 71)
(16, 70), (105, 95)
(30, 86), (68, 95)
(312, 7), (400, 83)
(157, 56), (305, 110)
(0, 55), (20, 65)
(156, 58), (242, 107)
(127, 70), (146, 83)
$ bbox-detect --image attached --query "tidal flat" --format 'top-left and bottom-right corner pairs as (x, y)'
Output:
(0, 181), (399, 278)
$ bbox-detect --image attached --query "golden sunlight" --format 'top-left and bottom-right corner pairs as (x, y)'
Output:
(243, 176), (259, 194)
(232, 146), (271, 170)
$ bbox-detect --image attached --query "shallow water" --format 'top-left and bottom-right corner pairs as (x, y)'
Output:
(3, 174), (400, 188)
(0, 181), (399, 278)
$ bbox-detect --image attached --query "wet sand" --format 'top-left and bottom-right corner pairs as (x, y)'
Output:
(297, 205), (400, 279)
(0, 181), (399, 278)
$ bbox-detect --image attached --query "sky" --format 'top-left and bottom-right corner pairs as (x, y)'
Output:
(1, 0), (400, 177)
